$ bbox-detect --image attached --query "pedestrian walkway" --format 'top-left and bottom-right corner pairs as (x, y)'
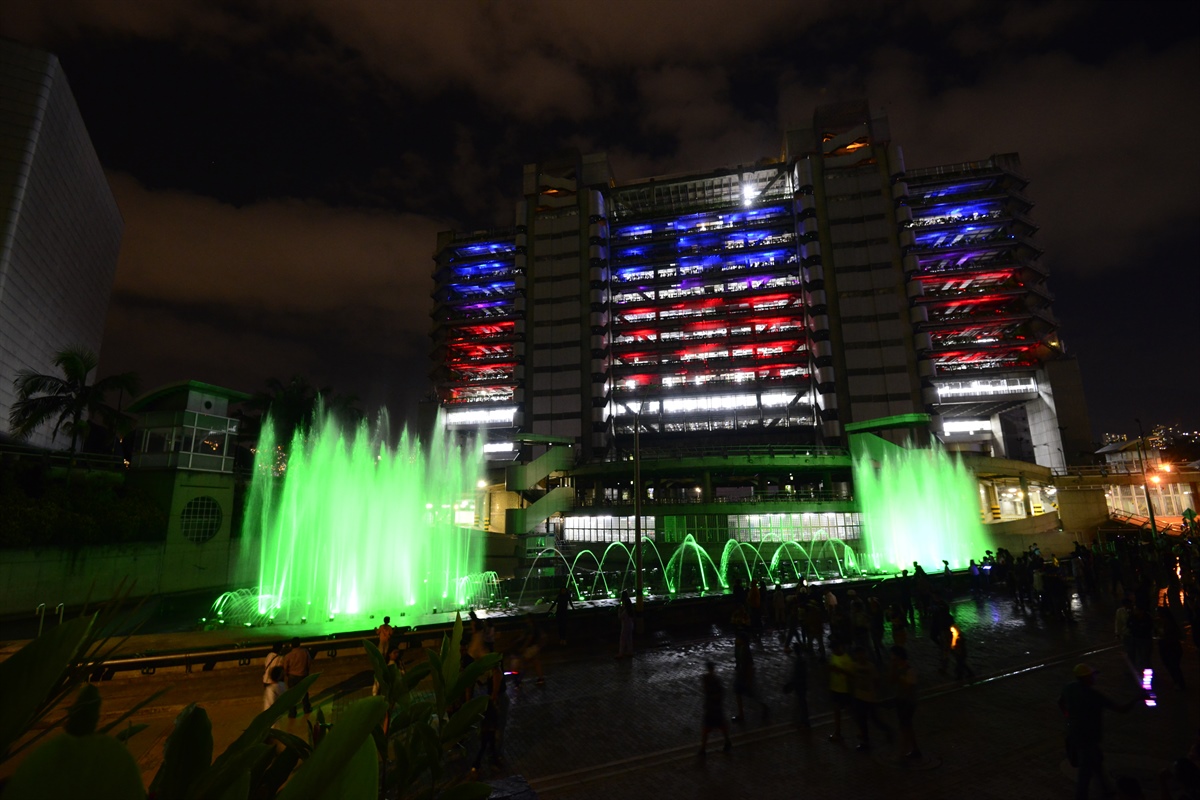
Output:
(491, 592), (1196, 799)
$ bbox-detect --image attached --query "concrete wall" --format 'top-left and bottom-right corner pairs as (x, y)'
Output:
(0, 537), (237, 616)
(1, 470), (239, 616)
(1055, 485), (1110, 542)
(983, 512), (1081, 557)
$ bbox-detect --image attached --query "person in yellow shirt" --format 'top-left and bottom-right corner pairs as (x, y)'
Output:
(827, 639), (854, 742)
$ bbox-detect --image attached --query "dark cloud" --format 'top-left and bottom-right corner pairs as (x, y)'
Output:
(1, 0), (1197, 436)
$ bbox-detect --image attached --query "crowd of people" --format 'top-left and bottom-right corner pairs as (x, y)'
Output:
(260, 531), (1200, 795)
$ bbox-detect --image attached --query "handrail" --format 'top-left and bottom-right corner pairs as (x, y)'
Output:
(608, 444), (848, 462)
(574, 490), (853, 508)
(81, 616), (518, 679)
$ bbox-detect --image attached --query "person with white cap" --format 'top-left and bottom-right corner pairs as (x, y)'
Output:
(1058, 662), (1143, 800)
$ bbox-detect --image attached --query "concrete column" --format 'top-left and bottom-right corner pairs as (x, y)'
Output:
(702, 470), (713, 503)
(1020, 475), (1033, 518)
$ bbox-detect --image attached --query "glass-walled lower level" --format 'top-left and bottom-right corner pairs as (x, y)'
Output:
(1107, 482), (1195, 518)
(561, 511), (861, 544)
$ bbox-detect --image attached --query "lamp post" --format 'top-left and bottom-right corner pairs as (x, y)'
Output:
(1135, 418), (1157, 537)
(633, 405), (644, 613)
(626, 379), (645, 614)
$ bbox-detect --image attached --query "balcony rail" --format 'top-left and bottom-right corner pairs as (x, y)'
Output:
(0, 443), (124, 471)
(608, 443), (848, 461)
(574, 489), (854, 508)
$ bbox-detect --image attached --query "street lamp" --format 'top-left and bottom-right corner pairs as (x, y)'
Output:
(1135, 418), (1158, 536)
(627, 380), (645, 613)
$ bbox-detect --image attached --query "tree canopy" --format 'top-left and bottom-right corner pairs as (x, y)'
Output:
(8, 347), (138, 454)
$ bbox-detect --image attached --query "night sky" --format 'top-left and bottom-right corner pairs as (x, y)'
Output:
(1, 1), (1196, 440)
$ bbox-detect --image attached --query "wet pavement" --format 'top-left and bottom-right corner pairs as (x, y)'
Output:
(2, 585), (1195, 799)
(499, 590), (1197, 800)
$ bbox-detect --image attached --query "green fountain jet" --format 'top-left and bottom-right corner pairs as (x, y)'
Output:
(855, 443), (990, 574)
(240, 412), (486, 622)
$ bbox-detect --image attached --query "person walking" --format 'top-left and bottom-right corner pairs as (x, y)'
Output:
(469, 662), (506, 775)
(897, 569), (915, 626)
(519, 614), (545, 685)
(889, 646), (921, 760)
(262, 641), (283, 690)
(1058, 663), (1142, 800)
(827, 639), (854, 743)
(1156, 607), (1187, 690)
(376, 616), (394, 654)
(732, 630), (769, 722)
(263, 665), (286, 712)
(849, 645), (892, 752)
(803, 599), (826, 657)
(1126, 604), (1155, 676)
(283, 637), (313, 718)
(548, 586), (574, 646)
(372, 648), (402, 697)
(699, 661), (732, 757)
(783, 642), (809, 728)
(950, 621), (975, 683)
(867, 597), (886, 664)
(616, 591), (635, 658)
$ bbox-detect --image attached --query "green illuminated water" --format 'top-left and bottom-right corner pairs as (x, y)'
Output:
(240, 413), (485, 621)
(855, 445), (989, 573)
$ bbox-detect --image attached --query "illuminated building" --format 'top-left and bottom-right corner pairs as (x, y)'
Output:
(429, 102), (1088, 553)
(432, 102), (1088, 467)
(0, 41), (123, 448)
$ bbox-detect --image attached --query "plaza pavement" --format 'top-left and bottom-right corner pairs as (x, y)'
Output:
(503, 591), (1197, 800)
(2, 587), (1195, 799)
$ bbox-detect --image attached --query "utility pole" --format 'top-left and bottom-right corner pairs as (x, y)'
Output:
(1135, 418), (1157, 537)
(633, 404), (644, 613)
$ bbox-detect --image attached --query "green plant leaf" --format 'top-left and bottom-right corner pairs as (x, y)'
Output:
(265, 728), (312, 759)
(427, 651), (446, 712)
(448, 654), (500, 702)
(440, 614), (464, 692)
(213, 768), (251, 800)
(399, 659), (431, 695)
(313, 735), (378, 800)
(277, 696), (386, 800)
(362, 639), (386, 683)
(0, 614), (94, 760)
(438, 696), (488, 747)
(188, 742), (272, 800)
(1, 733), (145, 800)
(64, 682), (102, 736)
(149, 703), (213, 800)
(205, 673), (318, 777)
(255, 747), (301, 798)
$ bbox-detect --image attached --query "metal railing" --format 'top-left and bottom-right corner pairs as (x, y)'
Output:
(573, 490), (853, 508)
(610, 444), (847, 462)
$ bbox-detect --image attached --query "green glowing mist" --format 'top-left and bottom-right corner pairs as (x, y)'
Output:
(855, 445), (989, 573)
(240, 412), (485, 621)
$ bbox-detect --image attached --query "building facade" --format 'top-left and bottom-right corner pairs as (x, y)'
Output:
(432, 102), (1088, 475)
(0, 40), (123, 448)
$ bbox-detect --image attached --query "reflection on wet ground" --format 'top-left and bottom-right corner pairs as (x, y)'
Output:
(499, 587), (1140, 790)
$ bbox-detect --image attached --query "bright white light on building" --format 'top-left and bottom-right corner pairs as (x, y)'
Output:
(476, 479), (488, 489)
(657, 392), (802, 415)
(483, 441), (515, 453)
(742, 186), (759, 206)
(445, 406), (517, 426)
(943, 419), (990, 434)
(936, 378), (1036, 398)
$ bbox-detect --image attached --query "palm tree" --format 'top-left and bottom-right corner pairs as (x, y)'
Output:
(8, 347), (138, 454)
(245, 375), (363, 446)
